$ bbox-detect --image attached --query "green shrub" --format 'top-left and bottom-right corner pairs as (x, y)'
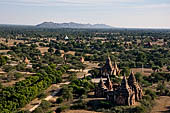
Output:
(56, 97), (63, 104)
(14, 72), (23, 80)
(39, 100), (51, 110)
(32, 107), (44, 113)
(145, 89), (157, 100)
(56, 105), (70, 113)
(38, 93), (47, 99)
(134, 106), (145, 113)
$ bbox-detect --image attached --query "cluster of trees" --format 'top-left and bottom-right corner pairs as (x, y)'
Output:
(60, 77), (94, 101)
(69, 78), (94, 96)
(0, 64), (68, 113)
(46, 38), (170, 69)
(55, 77), (94, 112)
(156, 82), (170, 96)
(144, 72), (170, 84)
(0, 43), (9, 50)
(0, 55), (8, 67)
(9, 43), (41, 62)
(32, 100), (52, 113)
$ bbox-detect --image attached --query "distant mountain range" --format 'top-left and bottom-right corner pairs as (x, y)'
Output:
(36, 22), (113, 29)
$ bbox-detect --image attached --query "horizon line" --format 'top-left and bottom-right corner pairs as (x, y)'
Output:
(0, 23), (170, 30)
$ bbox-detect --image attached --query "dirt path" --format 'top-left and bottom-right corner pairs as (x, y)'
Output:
(23, 62), (99, 112)
(28, 82), (70, 112)
(151, 96), (170, 113)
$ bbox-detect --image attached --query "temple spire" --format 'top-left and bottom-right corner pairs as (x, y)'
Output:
(106, 75), (113, 90)
(24, 57), (29, 64)
(121, 75), (130, 89)
(128, 71), (136, 85)
(105, 56), (113, 71)
(99, 77), (106, 89)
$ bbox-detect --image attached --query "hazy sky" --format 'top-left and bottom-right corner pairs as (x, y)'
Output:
(0, 0), (170, 28)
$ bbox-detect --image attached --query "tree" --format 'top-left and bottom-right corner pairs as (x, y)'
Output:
(135, 72), (143, 83)
(88, 68), (100, 78)
(14, 72), (23, 80)
(156, 82), (166, 95)
(61, 86), (73, 101)
(32, 107), (44, 113)
(121, 67), (130, 76)
(167, 66), (170, 71)
(56, 97), (63, 104)
(80, 63), (87, 72)
(145, 89), (157, 100)
(0, 56), (7, 66)
(54, 49), (61, 56)
(31, 44), (38, 48)
(152, 66), (160, 72)
(48, 47), (54, 54)
(0, 82), (3, 89)
(136, 52), (146, 63)
(39, 100), (51, 110)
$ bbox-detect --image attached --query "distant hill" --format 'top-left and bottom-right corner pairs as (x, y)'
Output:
(36, 22), (113, 29)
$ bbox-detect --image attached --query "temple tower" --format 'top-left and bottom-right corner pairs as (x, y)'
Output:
(101, 56), (113, 77)
(128, 71), (143, 101)
(115, 76), (135, 106)
(95, 77), (107, 97)
(105, 75), (113, 90)
(24, 57), (29, 64)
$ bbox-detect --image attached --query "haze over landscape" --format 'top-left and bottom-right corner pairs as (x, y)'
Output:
(0, 0), (170, 28)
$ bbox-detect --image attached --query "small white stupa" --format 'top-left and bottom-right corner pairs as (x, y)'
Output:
(65, 35), (69, 40)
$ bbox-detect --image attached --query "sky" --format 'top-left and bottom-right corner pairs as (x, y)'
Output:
(0, 0), (170, 28)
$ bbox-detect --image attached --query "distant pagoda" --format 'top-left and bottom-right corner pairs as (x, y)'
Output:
(101, 56), (120, 77)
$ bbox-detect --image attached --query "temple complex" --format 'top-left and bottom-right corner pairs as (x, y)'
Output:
(95, 71), (143, 106)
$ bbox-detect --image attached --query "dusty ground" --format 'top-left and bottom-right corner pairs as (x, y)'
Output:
(60, 50), (75, 56)
(150, 82), (170, 113)
(2, 77), (25, 87)
(131, 68), (153, 76)
(37, 47), (49, 54)
(0, 50), (10, 53)
(131, 66), (169, 76)
(1, 72), (36, 87)
(151, 96), (170, 113)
